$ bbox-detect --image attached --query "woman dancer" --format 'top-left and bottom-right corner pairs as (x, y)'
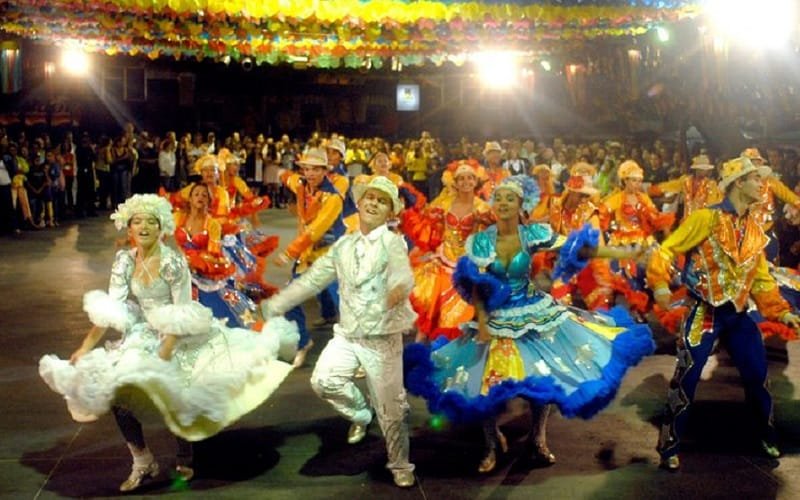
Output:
(174, 183), (261, 329)
(403, 160), (494, 341)
(405, 176), (653, 473)
(39, 194), (296, 491)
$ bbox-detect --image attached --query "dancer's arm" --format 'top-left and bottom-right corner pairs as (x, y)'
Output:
(70, 325), (108, 363)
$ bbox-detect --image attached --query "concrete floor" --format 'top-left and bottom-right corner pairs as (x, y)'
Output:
(4, 209), (800, 499)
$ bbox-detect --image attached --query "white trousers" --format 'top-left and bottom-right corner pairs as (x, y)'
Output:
(311, 333), (414, 472)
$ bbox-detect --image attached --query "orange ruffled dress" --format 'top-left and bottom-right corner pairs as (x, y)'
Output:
(402, 195), (494, 340)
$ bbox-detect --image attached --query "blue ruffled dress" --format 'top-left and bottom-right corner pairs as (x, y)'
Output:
(405, 223), (654, 423)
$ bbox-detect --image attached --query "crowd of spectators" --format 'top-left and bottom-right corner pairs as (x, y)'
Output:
(2, 124), (800, 264)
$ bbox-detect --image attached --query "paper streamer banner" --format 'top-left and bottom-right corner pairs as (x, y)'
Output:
(0, 1), (701, 68)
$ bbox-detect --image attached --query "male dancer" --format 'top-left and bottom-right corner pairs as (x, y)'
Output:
(648, 157), (800, 470)
(275, 147), (346, 365)
(263, 177), (416, 487)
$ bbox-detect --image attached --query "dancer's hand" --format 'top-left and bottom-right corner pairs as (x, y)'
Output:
(69, 346), (90, 364)
(273, 252), (291, 268)
(159, 334), (177, 361)
(386, 286), (407, 309)
(653, 288), (671, 311)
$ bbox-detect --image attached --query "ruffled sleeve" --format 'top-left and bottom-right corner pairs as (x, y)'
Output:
(145, 301), (214, 336)
(520, 223), (562, 252)
(464, 228), (497, 268)
(551, 224), (601, 282)
(83, 289), (137, 332)
(400, 206), (444, 253)
(83, 250), (136, 331)
(452, 257), (510, 312)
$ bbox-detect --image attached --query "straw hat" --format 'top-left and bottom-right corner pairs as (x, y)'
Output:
(741, 148), (765, 163)
(719, 156), (771, 191)
(296, 147), (329, 168)
(193, 154), (220, 174)
(483, 141), (504, 156)
(689, 154), (714, 170)
(569, 161), (597, 177)
(531, 164), (551, 176)
(618, 160), (644, 180)
(325, 138), (347, 156)
(352, 176), (403, 215)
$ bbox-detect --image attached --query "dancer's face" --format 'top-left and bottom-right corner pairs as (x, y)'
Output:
(190, 185), (210, 211)
(302, 165), (327, 189)
(738, 172), (765, 203)
(128, 213), (160, 248)
(493, 188), (521, 221)
(358, 188), (393, 231)
(623, 177), (642, 194)
(455, 173), (477, 194)
(200, 166), (217, 186)
(373, 153), (390, 176)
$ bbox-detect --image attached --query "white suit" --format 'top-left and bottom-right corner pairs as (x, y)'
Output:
(264, 223), (416, 472)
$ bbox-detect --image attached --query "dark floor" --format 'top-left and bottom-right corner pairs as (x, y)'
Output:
(3, 209), (800, 499)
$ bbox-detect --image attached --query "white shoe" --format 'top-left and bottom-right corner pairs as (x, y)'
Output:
(392, 469), (415, 487)
(293, 339), (315, 368)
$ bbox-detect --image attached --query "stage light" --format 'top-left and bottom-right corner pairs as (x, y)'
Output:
(60, 48), (89, 76)
(472, 51), (518, 89)
(656, 26), (670, 42)
(540, 60), (552, 72)
(707, 0), (797, 49)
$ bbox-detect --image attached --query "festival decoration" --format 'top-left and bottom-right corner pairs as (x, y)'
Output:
(0, 0), (701, 68)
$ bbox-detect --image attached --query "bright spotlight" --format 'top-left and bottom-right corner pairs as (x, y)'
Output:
(656, 26), (670, 42)
(472, 51), (518, 90)
(540, 60), (552, 72)
(707, 0), (797, 49)
(61, 48), (89, 76)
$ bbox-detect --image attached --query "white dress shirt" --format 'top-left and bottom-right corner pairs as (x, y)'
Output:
(265, 224), (417, 337)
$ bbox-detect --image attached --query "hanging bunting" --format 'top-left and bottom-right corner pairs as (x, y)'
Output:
(0, 0), (702, 68)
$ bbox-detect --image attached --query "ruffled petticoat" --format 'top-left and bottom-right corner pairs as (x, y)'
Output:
(405, 292), (654, 424)
(40, 314), (297, 441)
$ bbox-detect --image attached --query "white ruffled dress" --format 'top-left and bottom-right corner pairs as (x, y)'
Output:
(39, 244), (297, 441)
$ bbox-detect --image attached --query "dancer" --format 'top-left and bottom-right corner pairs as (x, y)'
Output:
(403, 160), (494, 341)
(173, 154), (231, 219)
(174, 183), (260, 329)
(648, 157), (800, 471)
(648, 154), (722, 222)
(405, 176), (654, 474)
(39, 194), (295, 491)
(275, 147), (346, 366)
(545, 170), (648, 313)
(263, 177), (417, 488)
(477, 141), (509, 201)
(601, 160), (674, 289)
(742, 148), (800, 262)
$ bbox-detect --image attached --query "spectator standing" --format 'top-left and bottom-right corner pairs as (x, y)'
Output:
(74, 132), (97, 217)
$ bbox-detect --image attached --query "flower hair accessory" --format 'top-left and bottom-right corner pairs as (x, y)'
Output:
(492, 175), (540, 214)
(110, 194), (176, 236)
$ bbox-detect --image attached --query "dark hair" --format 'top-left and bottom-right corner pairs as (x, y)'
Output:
(189, 183), (212, 199)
